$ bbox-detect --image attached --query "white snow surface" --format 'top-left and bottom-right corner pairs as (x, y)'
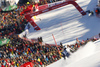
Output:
(21, 0), (100, 45)
(18, 0), (100, 67)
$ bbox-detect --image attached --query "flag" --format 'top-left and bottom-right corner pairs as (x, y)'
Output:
(2, 5), (18, 11)
(0, 39), (10, 46)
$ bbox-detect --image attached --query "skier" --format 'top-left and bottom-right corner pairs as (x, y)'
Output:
(88, 11), (94, 16)
(62, 51), (66, 60)
(62, 48), (70, 60)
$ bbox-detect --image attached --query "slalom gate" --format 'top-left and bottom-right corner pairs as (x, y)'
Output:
(23, 0), (86, 31)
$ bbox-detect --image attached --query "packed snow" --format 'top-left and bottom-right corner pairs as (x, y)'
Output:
(19, 0), (100, 45)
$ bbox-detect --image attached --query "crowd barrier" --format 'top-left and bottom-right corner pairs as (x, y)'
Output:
(22, 37), (38, 43)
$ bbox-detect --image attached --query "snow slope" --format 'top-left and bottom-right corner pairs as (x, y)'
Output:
(18, 0), (100, 67)
(21, 0), (100, 45)
(47, 40), (100, 67)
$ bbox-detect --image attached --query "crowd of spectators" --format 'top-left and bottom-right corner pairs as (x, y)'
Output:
(0, 7), (28, 36)
(0, 34), (98, 67)
(0, 1), (65, 67)
(0, 35), (64, 67)
(65, 37), (98, 53)
(0, 0), (99, 67)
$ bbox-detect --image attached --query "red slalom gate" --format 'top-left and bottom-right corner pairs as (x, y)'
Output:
(25, 1), (86, 30)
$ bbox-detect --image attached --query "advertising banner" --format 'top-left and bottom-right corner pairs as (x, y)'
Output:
(38, 1), (64, 10)
(38, 4), (48, 10)
(20, 62), (34, 67)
